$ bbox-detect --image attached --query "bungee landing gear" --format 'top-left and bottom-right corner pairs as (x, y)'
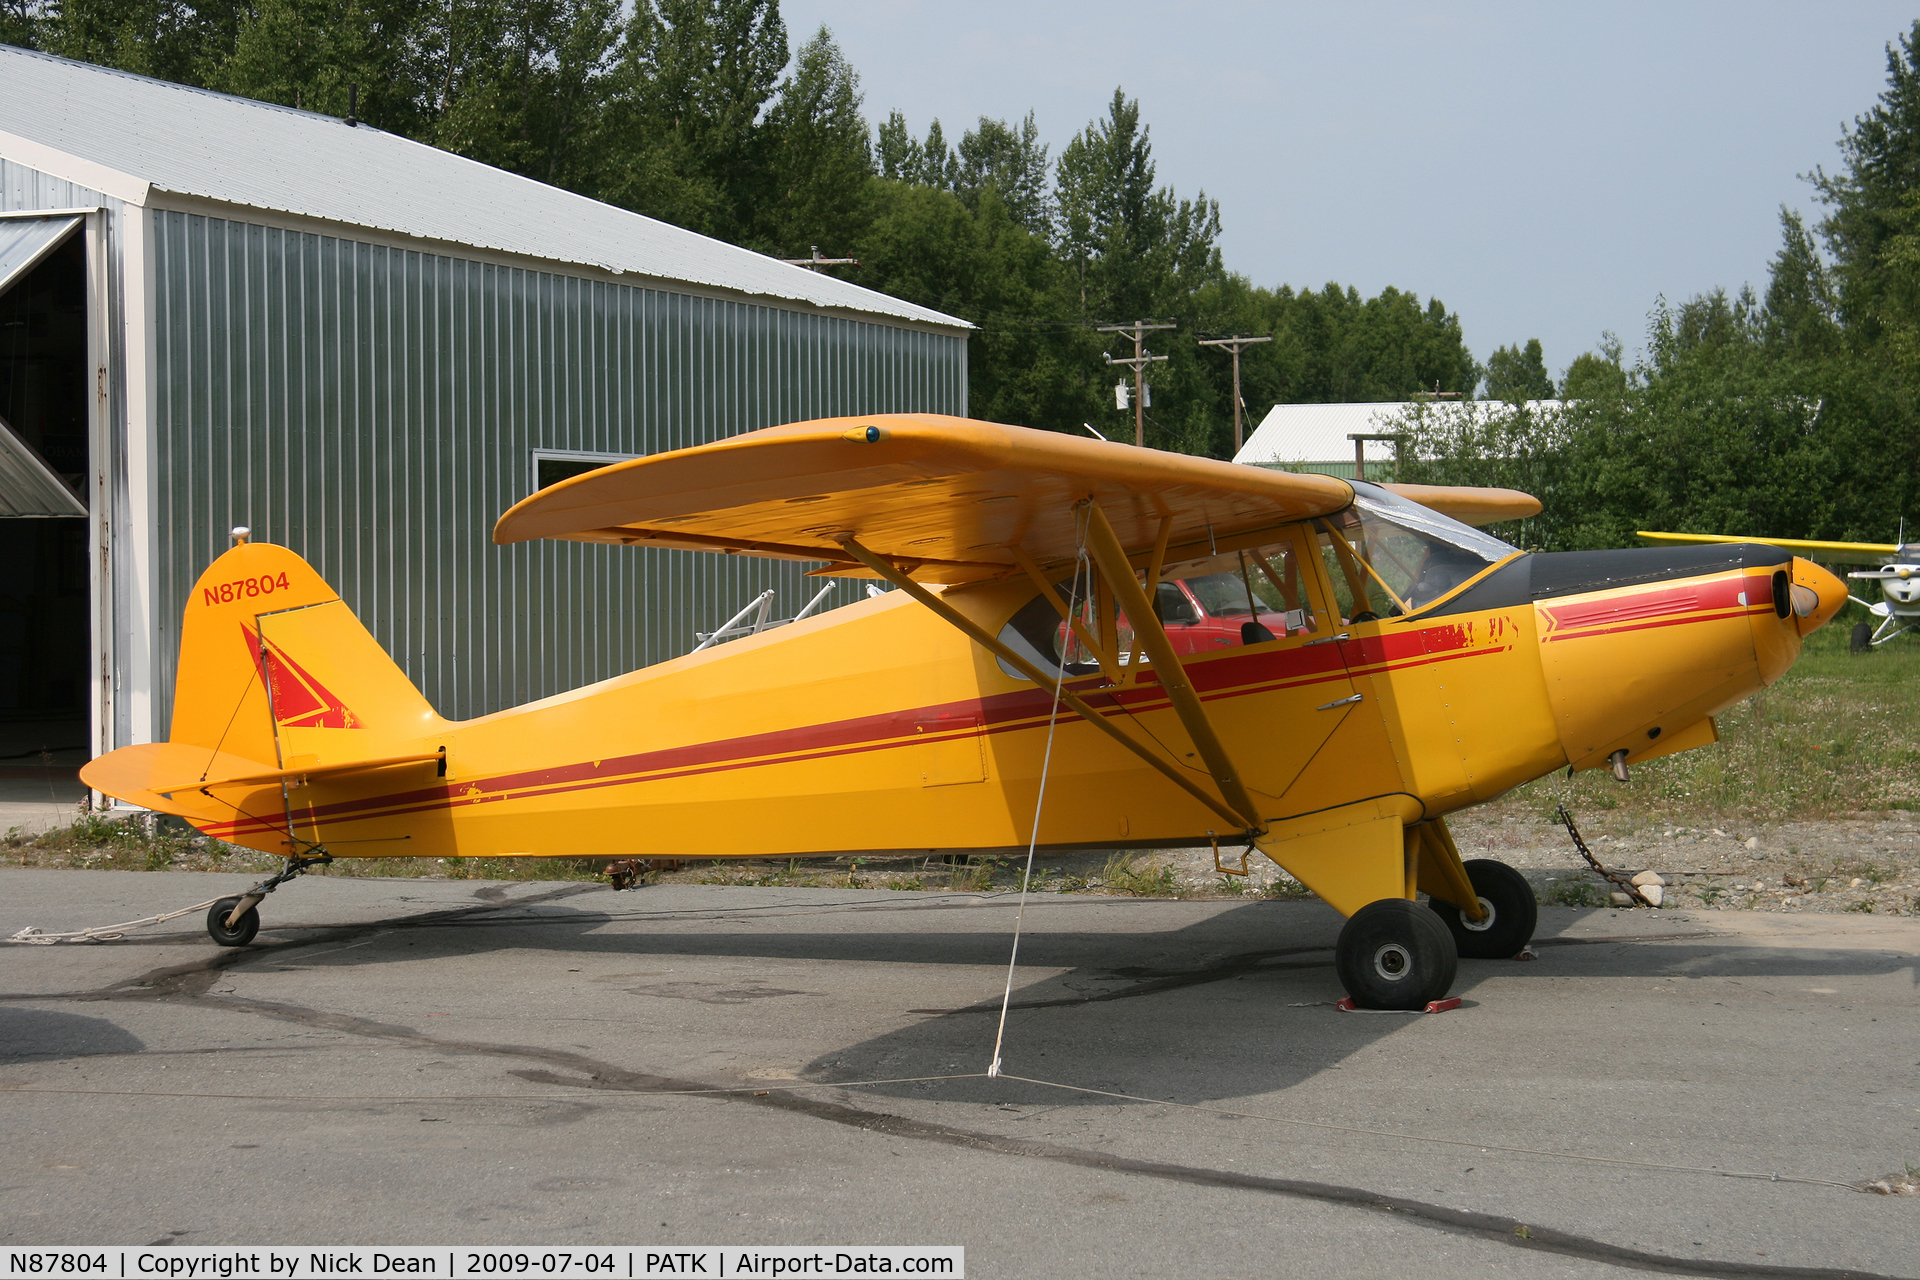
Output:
(1329, 854), (1538, 1008)
(205, 851), (332, 947)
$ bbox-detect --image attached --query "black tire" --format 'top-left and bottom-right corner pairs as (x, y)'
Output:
(207, 897), (260, 947)
(1851, 621), (1873, 654)
(1428, 859), (1538, 959)
(1334, 898), (1458, 1010)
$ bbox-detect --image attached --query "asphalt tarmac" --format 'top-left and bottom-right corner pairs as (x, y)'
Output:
(1, 868), (1916, 1278)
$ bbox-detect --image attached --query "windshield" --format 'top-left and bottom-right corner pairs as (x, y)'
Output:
(1316, 482), (1519, 620)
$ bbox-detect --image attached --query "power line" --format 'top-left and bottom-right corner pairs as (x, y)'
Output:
(1197, 334), (1272, 454)
(779, 246), (860, 271)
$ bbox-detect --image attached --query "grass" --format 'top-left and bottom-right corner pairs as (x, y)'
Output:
(1491, 618), (1920, 824)
(0, 809), (607, 883)
(1542, 878), (1609, 907)
(1099, 852), (1177, 896)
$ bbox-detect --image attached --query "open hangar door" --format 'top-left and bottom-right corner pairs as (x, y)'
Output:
(0, 212), (94, 830)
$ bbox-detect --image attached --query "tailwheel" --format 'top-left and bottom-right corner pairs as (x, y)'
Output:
(206, 896), (260, 947)
(1334, 898), (1457, 1010)
(1427, 858), (1538, 959)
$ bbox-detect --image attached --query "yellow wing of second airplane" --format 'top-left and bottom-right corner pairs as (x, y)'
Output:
(494, 414), (1540, 581)
(1637, 530), (1901, 565)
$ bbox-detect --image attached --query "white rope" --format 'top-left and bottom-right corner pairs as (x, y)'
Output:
(8, 897), (226, 945)
(988, 518), (1090, 1079)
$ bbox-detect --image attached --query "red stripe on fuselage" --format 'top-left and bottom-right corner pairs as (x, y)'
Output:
(193, 607), (1507, 839)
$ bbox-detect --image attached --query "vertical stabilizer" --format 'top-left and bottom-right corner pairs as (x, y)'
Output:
(170, 543), (443, 769)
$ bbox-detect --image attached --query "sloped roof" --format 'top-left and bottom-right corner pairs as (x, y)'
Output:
(1234, 400), (1562, 466)
(0, 46), (967, 331)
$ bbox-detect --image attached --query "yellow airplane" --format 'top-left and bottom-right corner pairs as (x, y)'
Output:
(1640, 529), (1920, 651)
(82, 416), (1850, 1009)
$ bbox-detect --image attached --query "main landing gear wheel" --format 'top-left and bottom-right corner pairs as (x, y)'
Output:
(1427, 858), (1538, 959)
(1851, 621), (1873, 654)
(206, 897), (260, 947)
(1334, 899), (1457, 1010)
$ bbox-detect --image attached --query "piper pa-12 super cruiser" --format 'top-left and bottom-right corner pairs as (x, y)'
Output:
(83, 416), (1850, 1008)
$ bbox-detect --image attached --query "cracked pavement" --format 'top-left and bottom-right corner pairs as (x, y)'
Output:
(1, 868), (1917, 1278)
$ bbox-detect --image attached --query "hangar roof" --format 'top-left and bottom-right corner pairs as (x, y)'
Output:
(0, 46), (969, 332)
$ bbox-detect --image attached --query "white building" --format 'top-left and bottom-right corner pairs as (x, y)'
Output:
(1234, 400), (1563, 479)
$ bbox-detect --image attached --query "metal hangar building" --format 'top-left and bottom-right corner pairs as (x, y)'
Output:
(0, 46), (970, 772)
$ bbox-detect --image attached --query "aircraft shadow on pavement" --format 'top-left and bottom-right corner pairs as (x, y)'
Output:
(229, 893), (1918, 1105)
(0, 1006), (147, 1062)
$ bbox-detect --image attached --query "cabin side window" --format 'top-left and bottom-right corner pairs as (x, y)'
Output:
(994, 534), (1319, 682)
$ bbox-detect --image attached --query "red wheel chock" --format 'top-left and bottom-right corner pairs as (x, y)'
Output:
(1335, 996), (1463, 1013)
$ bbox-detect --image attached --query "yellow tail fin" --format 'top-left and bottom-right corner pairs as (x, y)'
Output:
(169, 542), (445, 766)
(83, 543), (447, 846)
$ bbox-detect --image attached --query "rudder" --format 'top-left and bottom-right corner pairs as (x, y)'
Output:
(170, 543), (444, 767)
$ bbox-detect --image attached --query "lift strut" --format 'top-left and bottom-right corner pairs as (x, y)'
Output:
(836, 508), (1265, 838)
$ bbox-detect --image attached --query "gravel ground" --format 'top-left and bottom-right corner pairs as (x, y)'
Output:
(1108, 808), (1920, 916)
(680, 808), (1920, 917)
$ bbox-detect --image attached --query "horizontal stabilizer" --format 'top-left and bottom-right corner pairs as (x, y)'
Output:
(82, 742), (442, 822)
(81, 743), (279, 822)
(149, 751), (443, 796)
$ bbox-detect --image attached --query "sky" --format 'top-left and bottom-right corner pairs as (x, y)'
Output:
(782, 0), (1918, 385)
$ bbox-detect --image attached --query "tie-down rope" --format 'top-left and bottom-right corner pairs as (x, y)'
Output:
(987, 510), (1091, 1079)
(9, 897), (227, 944)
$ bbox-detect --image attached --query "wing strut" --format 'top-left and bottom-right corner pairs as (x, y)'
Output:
(833, 533), (1255, 834)
(1080, 500), (1265, 834)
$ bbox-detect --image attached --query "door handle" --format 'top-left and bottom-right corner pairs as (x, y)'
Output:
(1304, 633), (1350, 647)
(1316, 693), (1363, 711)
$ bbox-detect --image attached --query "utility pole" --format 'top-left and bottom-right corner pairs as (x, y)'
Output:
(1197, 334), (1272, 454)
(780, 246), (860, 272)
(1098, 319), (1174, 446)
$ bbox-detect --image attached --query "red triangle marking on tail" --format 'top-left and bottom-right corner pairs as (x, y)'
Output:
(241, 624), (360, 729)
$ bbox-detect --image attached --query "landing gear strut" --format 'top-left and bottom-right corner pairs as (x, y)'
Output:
(205, 852), (332, 947)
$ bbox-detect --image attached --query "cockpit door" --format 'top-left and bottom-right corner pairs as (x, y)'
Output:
(1164, 525), (1362, 804)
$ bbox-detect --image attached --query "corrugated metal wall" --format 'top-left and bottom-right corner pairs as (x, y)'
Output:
(149, 210), (967, 727)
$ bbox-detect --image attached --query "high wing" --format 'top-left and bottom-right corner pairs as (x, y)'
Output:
(495, 414), (1538, 579)
(1638, 530), (1900, 565)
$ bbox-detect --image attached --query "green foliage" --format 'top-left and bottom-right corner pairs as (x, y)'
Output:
(1559, 336), (1627, 400)
(955, 111), (1051, 235)
(599, 0), (787, 240)
(1484, 337), (1553, 403)
(1542, 879), (1607, 908)
(757, 25), (869, 256)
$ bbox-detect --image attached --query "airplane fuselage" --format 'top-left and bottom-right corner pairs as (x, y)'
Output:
(173, 536), (1837, 893)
